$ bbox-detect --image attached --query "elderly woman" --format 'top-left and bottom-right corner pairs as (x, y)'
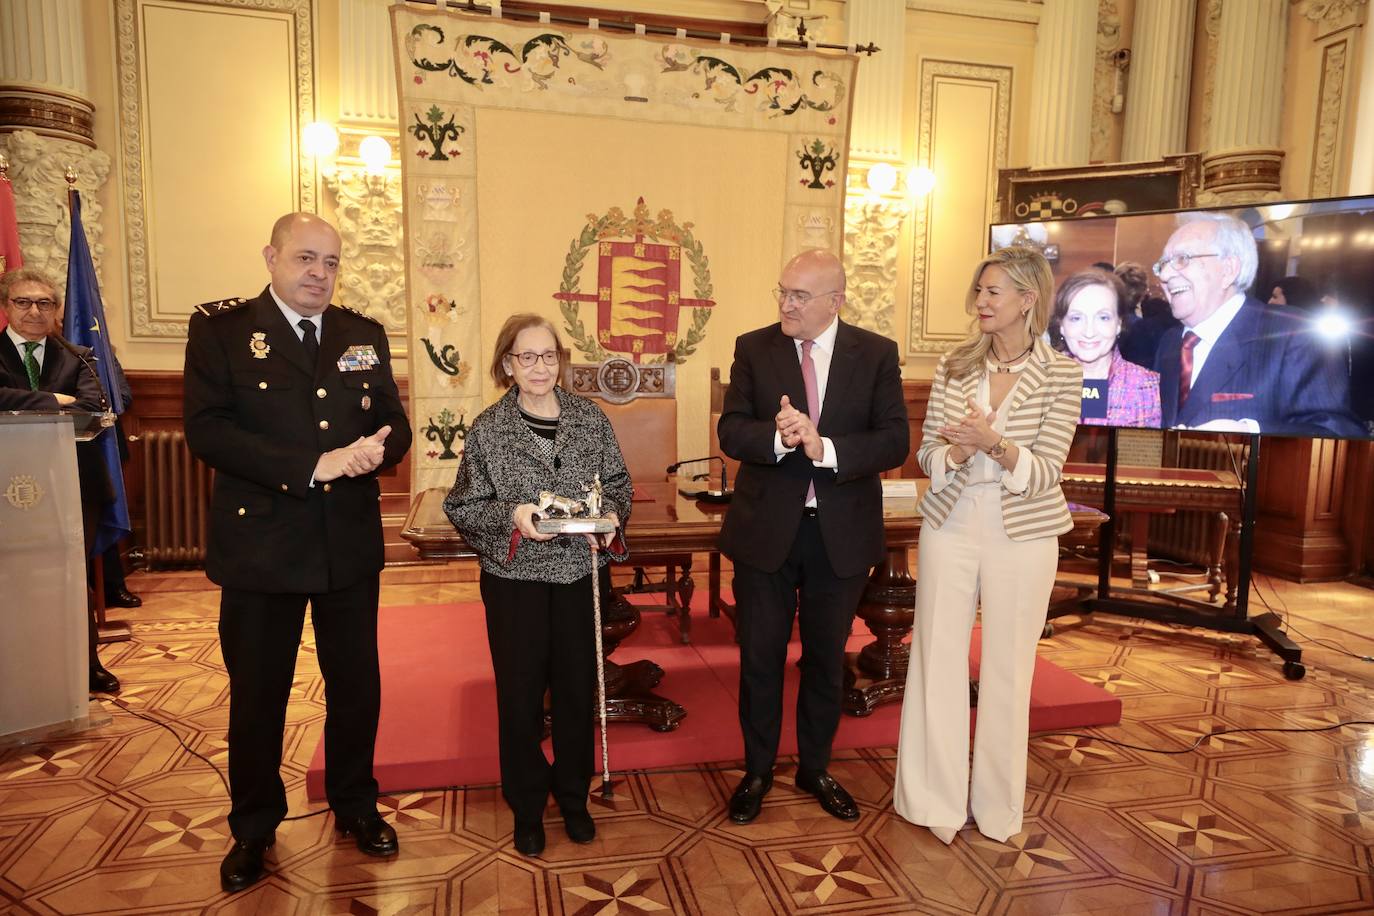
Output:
(443, 313), (631, 857)
(893, 246), (1082, 845)
(1051, 268), (1162, 428)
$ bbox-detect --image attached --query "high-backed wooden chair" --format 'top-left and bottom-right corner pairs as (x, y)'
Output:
(567, 358), (694, 640)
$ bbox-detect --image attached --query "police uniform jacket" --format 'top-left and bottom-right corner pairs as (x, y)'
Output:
(183, 288), (410, 594)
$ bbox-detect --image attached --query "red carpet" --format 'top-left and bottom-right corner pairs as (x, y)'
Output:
(306, 595), (1122, 798)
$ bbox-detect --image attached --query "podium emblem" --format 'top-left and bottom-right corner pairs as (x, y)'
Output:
(4, 476), (43, 511)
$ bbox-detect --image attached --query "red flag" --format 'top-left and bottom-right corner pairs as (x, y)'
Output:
(0, 169), (21, 331)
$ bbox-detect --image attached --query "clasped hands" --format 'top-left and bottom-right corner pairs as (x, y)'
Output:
(512, 503), (620, 550)
(939, 398), (1001, 462)
(314, 425), (392, 482)
(776, 395), (823, 461)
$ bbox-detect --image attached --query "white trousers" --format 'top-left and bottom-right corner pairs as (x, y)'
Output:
(893, 483), (1057, 841)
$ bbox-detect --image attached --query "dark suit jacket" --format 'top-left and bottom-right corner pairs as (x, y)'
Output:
(0, 333), (113, 504)
(717, 320), (909, 578)
(1155, 297), (1363, 438)
(183, 288), (411, 594)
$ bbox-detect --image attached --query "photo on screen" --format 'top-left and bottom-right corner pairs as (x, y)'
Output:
(990, 195), (1374, 440)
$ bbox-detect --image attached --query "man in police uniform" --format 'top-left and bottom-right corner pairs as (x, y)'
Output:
(184, 212), (410, 893)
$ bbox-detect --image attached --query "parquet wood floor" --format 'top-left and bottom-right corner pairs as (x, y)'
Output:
(4, 566), (1374, 914)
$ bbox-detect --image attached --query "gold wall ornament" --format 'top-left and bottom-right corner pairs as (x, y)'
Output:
(0, 130), (112, 297)
(322, 163), (406, 341)
(843, 195), (907, 339)
(4, 476), (44, 512)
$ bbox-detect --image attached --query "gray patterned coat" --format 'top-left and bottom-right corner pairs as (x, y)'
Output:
(443, 385), (632, 583)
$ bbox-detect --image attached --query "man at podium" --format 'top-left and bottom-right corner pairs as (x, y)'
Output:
(0, 267), (121, 694)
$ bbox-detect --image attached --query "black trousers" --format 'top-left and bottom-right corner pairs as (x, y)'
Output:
(219, 576), (381, 840)
(733, 515), (868, 776)
(480, 568), (604, 824)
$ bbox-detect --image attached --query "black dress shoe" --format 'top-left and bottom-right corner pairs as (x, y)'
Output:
(89, 666), (120, 694)
(335, 813), (399, 857)
(106, 588), (143, 608)
(563, 808), (595, 844)
(513, 820), (545, 856)
(728, 773), (773, 824)
(220, 835), (274, 893)
(795, 770), (859, 821)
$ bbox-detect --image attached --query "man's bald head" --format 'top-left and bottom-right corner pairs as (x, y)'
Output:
(777, 249), (847, 340)
(269, 212), (339, 251)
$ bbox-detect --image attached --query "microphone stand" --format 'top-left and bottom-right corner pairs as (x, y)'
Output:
(666, 456), (732, 502)
(52, 334), (116, 432)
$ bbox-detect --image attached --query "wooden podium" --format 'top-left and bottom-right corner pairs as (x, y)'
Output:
(0, 413), (107, 744)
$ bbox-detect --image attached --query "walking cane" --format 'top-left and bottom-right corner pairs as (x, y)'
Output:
(589, 541), (613, 799)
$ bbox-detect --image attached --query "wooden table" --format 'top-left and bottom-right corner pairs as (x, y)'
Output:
(1061, 463), (1242, 611)
(402, 483), (1106, 724)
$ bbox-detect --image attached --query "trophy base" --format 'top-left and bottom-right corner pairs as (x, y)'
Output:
(535, 517), (616, 534)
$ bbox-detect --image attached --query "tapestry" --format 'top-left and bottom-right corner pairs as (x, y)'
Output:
(392, 4), (857, 492)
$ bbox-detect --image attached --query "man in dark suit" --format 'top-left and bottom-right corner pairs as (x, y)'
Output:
(184, 213), (411, 893)
(717, 250), (909, 824)
(1153, 213), (1363, 438)
(0, 267), (120, 693)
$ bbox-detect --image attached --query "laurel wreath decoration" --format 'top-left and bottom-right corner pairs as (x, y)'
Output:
(557, 201), (714, 365)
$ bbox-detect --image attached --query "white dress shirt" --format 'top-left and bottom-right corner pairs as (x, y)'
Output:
(774, 315), (839, 479)
(269, 286), (322, 340)
(1182, 291), (1245, 386)
(5, 325), (45, 373)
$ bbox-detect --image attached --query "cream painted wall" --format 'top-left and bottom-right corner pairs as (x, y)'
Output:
(898, 7), (1037, 376)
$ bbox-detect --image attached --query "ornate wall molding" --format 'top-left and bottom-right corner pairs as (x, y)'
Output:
(1089, 0), (1123, 163)
(1301, 0), (1368, 32)
(1198, 0), (1224, 149)
(1311, 39), (1351, 196)
(322, 164), (406, 342)
(114, 0), (316, 339)
(0, 129), (110, 293)
(905, 0), (1042, 24)
(843, 192), (907, 339)
(1198, 148), (1285, 203)
(908, 60), (1012, 356)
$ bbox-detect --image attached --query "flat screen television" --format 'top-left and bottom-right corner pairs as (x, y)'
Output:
(989, 194), (1374, 440)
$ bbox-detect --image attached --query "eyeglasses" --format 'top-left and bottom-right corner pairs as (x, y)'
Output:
(509, 350), (560, 367)
(8, 297), (58, 313)
(773, 287), (841, 306)
(1152, 252), (1221, 277)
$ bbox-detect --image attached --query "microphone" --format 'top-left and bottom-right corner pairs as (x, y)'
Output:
(52, 334), (114, 424)
(666, 455), (732, 502)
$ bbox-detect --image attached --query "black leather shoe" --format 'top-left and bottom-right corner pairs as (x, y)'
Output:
(106, 588), (143, 608)
(89, 666), (120, 694)
(335, 813), (399, 857)
(563, 808), (595, 844)
(728, 773), (773, 824)
(220, 835), (273, 893)
(795, 770), (859, 821)
(513, 820), (545, 856)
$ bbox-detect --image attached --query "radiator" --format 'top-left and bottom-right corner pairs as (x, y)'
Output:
(1148, 434), (1248, 565)
(139, 430), (213, 570)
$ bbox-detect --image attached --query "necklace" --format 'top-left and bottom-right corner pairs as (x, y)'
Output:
(987, 341), (1033, 373)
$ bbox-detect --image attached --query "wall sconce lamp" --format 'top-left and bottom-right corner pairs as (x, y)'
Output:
(358, 135), (393, 175)
(302, 121), (339, 159)
(908, 166), (936, 197)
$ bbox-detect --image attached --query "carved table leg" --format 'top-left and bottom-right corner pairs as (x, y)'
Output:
(1223, 511), (1241, 613)
(602, 587), (686, 732)
(843, 545), (916, 717)
(676, 558), (695, 645)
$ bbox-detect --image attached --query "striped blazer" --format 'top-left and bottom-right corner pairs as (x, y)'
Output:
(917, 338), (1083, 541)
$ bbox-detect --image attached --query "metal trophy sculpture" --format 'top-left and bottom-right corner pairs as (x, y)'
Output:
(534, 475), (617, 798)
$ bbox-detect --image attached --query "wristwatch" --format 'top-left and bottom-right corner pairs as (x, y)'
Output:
(987, 437), (1010, 459)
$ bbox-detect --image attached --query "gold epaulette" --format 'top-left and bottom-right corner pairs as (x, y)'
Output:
(195, 297), (250, 317)
(333, 304), (383, 326)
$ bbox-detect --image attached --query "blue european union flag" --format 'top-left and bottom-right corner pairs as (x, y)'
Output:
(63, 190), (131, 558)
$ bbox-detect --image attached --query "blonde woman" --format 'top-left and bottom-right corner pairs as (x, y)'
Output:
(893, 246), (1082, 844)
